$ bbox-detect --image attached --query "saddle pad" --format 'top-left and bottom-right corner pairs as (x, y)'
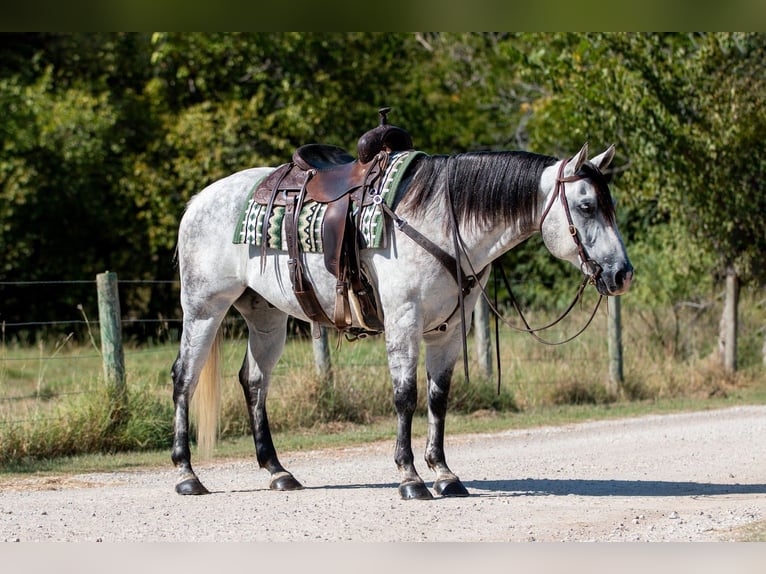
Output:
(233, 150), (425, 252)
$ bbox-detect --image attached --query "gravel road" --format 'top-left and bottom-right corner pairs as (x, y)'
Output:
(2, 405), (765, 542)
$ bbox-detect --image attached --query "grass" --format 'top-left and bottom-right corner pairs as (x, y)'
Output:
(1, 393), (760, 479)
(724, 520), (766, 542)
(1, 293), (765, 476)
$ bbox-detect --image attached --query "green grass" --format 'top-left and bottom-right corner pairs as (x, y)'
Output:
(1, 295), (765, 476)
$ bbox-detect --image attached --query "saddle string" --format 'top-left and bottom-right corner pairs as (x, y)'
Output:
(260, 164), (296, 274)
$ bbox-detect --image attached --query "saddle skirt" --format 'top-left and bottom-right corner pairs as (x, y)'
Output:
(233, 150), (425, 251)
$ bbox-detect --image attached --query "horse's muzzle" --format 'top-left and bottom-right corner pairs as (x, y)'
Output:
(595, 264), (633, 296)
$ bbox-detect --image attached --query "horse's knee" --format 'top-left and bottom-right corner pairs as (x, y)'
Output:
(393, 378), (417, 415)
(171, 357), (187, 397)
(427, 363), (453, 400)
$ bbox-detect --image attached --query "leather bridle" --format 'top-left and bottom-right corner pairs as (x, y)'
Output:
(540, 156), (603, 286)
(379, 153), (607, 386)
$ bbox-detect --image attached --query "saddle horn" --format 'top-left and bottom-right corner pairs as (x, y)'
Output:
(357, 106), (414, 163)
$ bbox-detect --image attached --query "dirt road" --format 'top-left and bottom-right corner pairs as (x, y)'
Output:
(2, 405), (765, 542)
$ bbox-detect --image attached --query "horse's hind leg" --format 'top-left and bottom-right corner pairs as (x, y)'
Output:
(424, 339), (470, 497)
(234, 290), (302, 491)
(171, 307), (230, 495)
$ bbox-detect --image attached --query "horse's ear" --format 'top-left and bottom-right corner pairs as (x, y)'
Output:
(571, 142), (589, 173)
(591, 144), (616, 171)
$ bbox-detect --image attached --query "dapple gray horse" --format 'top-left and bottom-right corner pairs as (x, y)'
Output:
(171, 142), (633, 499)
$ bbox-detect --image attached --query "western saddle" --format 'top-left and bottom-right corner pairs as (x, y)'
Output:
(252, 107), (414, 338)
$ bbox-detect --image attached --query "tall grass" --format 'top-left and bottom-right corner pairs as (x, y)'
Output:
(1, 292), (764, 467)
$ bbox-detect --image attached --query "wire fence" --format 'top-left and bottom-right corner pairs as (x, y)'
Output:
(0, 275), (618, 426)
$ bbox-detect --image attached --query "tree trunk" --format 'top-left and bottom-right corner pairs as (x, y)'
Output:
(718, 265), (740, 373)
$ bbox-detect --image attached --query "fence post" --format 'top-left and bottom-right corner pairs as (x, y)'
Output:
(607, 296), (623, 395)
(97, 271), (127, 421)
(474, 297), (492, 379)
(313, 325), (332, 381)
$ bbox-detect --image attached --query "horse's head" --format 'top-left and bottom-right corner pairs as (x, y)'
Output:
(540, 143), (633, 296)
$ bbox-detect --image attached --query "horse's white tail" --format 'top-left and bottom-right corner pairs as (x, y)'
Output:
(191, 329), (222, 461)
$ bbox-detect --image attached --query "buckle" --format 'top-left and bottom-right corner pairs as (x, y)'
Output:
(581, 260), (602, 284)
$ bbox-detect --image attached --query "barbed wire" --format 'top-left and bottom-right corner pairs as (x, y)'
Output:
(2, 318), (183, 328)
(0, 276), (613, 429)
(0, 390), (91, 403)
(0, 279), (179, 286)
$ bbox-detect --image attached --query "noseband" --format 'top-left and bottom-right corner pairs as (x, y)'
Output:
(540, 157), (603, 285)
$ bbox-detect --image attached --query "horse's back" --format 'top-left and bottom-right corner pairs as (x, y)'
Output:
(182, 167), (272, 228)
(177, 167), (274, 296)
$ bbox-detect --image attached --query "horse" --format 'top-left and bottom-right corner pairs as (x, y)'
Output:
(171, 142), (633, 500)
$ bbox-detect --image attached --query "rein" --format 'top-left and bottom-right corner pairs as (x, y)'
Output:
(493, 155), (605, 344)
(379, 153), (605, 387)
(442, 154), (606, 386)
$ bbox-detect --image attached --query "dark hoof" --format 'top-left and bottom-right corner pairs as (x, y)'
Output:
(270, 474), (303, 491)
(399, 481), (434, 500)
(175, 477), (210, 495)
(434, 478), (469, 497)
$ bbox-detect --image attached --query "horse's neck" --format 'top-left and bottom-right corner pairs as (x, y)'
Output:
(457, 165), (559, 269)
(462, 221), (538, 271)
(397, 154), (561, 270)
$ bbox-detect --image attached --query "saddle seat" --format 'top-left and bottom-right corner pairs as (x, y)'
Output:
(292, 143), (354, 171)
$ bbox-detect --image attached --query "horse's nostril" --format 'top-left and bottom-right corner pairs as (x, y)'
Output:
(616, 267), (633, 289)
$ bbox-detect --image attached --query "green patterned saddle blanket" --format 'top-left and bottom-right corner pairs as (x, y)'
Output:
(233, 151), (424, 251)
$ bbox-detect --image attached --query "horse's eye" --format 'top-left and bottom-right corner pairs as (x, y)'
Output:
(579, 202), (595, 216)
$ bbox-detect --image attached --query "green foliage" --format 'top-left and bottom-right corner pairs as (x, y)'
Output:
(515, 33), (766, 284)
(628, 223), (714, 308)
(0, 381), (173, 466)
(1, 33), (765, 346)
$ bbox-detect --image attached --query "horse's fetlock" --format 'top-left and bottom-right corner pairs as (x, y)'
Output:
(171, 445), (189, 467)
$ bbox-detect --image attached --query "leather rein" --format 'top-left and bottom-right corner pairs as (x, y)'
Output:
(489, 154), (606, 345)
(380, 153), (605, 386)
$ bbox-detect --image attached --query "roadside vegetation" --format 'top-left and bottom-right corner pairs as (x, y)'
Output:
(2, 290), (763, 474)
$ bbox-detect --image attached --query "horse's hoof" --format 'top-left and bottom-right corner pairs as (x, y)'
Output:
(399, 482), (434, 500)
(270, 474), (303, 491)
(175, 477), (210, 495)
(434, 478), (469, 497)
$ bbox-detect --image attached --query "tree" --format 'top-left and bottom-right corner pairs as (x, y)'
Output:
(1, 33), (507, 339)
(0, 33), (160, 338)
(504, 32), (766, 371)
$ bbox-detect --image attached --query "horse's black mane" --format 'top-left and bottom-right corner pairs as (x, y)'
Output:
(399, 151), (557, 232)
(398, 151), (615, 231)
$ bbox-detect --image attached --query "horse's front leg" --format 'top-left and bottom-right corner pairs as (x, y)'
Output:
(424, 338), (470, 497)
(387, 331), (433, 500)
